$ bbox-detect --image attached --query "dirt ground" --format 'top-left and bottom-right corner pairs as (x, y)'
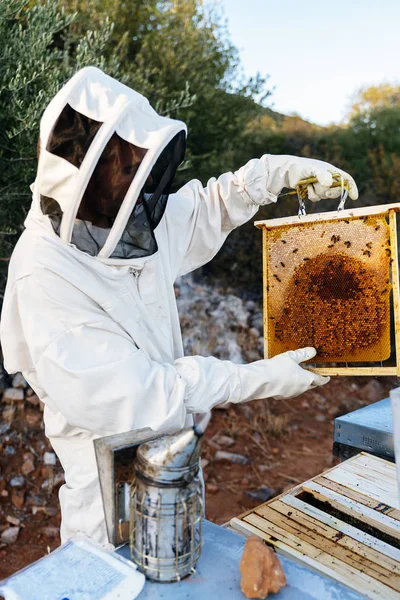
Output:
(0, 374), (397, 581)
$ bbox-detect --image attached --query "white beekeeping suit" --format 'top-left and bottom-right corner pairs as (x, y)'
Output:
(0, 67), (357, 546)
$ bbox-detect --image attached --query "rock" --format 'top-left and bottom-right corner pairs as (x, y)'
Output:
(53, 472), (65, 487)
(214, 451), (249, 465)
(2, 388), (24, 402)
(1, 490), (8, 498)
(251, 313), (264, 333)
(41, 466), (50, 479)
(31, 506), (46, 515)
(209, 295), (249, 328)
(9, 476), (25, 488)
(2, 405), (16, 423)
(206, 483), (219, 494)
(12, 373), (27, 389)
(42, 526), (60, 538)
(315, 415), (326, 423)
(240, 536), (286, 598)
(225, 338), (245, 363)
(44, 506), (58, 517)
(175, 274), (263, 365)
(21, 458), (35, 476)
(6, 516), (20, 526)
(200, 459), (209, 470)
(208, 434), (235, 450)
(25, 409), (42, 429)
(0, 423), (10, 436)
(23, 451), (35, 462)
(249, 327), (260, 338)
(315, 394), (327, 405)
(26, 394), (40, 407)
(245, 486), (275, 503)
(241, 405), (253, 420)
(216, 435), (236, 448)
(247, 349), (263, 362)
(1, 527), (20, 545)
(5, 445), (16, 456)
(11, 489), (25, 509)
(257, 465), (272, 473)
(26, 494), (45, 506)
(44, 452), (56, 466)
(361, 379), (385, 404)
(245, 300), (256, 312)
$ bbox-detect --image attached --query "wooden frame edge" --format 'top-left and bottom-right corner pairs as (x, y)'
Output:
(307, 367), (398, 376)
(262, 227), (270, 359)
(257, 209), (400, 376)
(389, 211), (400, 377)
(254, 202), (400, 230)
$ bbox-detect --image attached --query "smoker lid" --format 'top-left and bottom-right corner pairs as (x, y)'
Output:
(137, 427), (201, 470)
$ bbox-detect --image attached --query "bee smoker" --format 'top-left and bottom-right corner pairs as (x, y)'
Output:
(130, 416), (210, 582)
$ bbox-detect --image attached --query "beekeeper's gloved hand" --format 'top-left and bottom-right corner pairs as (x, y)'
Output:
(265, 155), (358, 203)
(235, 347), (329, 402)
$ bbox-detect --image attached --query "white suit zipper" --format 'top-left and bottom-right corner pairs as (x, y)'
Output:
(129, 267), (141, 297)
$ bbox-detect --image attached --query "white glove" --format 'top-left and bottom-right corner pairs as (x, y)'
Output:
(266, 154), (358, 203)
(234, 347), (330, 402)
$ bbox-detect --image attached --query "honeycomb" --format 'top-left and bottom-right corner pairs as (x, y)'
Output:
(265, 214), (392, 363)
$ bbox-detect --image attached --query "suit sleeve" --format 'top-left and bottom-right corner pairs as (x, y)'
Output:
(32, 323), (241, 436)
(8, 272), (241, 437)
(163, 155), (277, 279)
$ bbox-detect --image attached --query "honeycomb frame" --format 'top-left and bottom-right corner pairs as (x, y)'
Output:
(255, 203), (400, 376)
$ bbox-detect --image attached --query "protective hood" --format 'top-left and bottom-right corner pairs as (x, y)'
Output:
(33, 67), (187, 262)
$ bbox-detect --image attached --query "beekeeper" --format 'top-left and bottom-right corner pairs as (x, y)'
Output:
(1, 67), (358, 547)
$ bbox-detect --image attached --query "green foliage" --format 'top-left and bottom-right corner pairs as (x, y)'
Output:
(2, 0), (400, 303)
(57, 0), (270, 183)
(349, 83), (400, 119)
(203, 87), (400, 295)
(0, 0), (118, 290)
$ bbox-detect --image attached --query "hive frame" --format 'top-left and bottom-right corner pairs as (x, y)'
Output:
(256, 203), (400, 376)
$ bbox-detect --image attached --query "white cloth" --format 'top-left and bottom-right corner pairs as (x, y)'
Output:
(1, 69), (340, 547)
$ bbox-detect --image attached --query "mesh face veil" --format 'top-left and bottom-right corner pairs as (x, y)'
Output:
(35, 67), (187, 262)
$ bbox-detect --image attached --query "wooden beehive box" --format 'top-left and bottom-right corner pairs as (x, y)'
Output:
(255, 203), (400, 376)
(230, 453), (400, 600)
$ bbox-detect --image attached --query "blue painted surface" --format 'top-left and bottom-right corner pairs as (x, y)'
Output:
(117, 521), (366, 599)
(334, 397), (394, 459)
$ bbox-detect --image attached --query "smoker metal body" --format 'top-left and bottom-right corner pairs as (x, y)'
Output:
(130, 428), (204, 582)
(94, 428), (181, 546)
(333, 397), (394, 462)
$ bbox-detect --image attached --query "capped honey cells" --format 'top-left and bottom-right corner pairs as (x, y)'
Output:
(275, 253), (389, 359)
(265, 213), (392, 363)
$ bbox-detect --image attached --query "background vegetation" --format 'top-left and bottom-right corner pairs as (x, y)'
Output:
(1, 0), (399, 298)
